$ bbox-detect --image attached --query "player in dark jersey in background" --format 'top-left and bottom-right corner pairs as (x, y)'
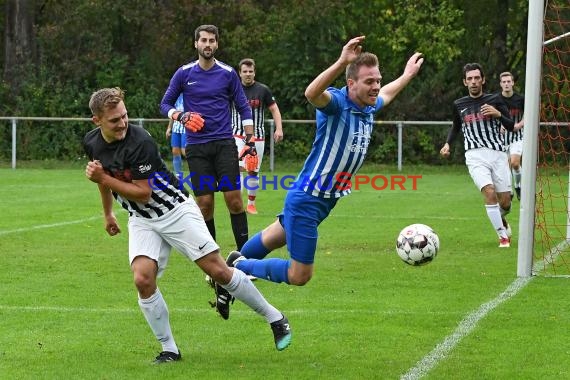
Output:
(232, 58), (284, 215)
(440, 63), (515, 248)
(159, 25), (255, 319)
(498, 71), (525, 200)
(85, 88), (291, 361)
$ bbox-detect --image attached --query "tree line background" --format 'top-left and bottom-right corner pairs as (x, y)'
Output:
(0, 0), (530, 165)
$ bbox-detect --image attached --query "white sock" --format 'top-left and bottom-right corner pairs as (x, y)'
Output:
(246, 175), (259, 202)
(222, 269), (282, 323)
(513, 169), (521, 188)
(138, 288), (178, 354)
(486, 203), (507, 238)
(240, 173), (246, 194)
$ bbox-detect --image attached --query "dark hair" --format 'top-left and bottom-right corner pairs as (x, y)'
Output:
(345, 52), (379, 81)
(89, 87), (125, 117)
(239, 58), (255, 70)
(463, 63), (485, 79)
(194, 24), (219, 42)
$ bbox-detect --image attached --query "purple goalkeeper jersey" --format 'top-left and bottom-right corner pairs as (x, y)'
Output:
(160, 59), (253, 145)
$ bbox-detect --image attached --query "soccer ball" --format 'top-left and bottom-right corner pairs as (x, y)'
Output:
(396, 224), (439, 266)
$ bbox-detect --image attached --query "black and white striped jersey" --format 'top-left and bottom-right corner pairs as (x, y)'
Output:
(448, 93), (514, 152)
(83, 124), (189, 219)
(499, 92), (524, 146)
(231, 81), (276, 138)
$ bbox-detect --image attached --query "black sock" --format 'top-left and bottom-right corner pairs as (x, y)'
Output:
(205, 218), (216, 241)
(230, 211), (248, 250)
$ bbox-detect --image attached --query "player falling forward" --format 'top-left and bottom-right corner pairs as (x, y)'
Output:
(213, 36), (423, 318)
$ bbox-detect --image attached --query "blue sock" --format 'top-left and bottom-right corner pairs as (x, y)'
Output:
(236, 258), (290, 284)
(241, 232), (270, 259)
(173, 154), (182, 173)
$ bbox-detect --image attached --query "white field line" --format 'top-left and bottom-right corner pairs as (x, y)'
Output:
(333, 214), (478, 221)
(400, 240), (568, 380)
(0, 305), (462, 316)
(0, 216), (100, 236)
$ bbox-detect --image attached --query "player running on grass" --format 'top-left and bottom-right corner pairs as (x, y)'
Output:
(83, 88), (291, 363)
(440, 63), (515, 248)
(232, 58), (284, 215)
(213, 36), (423, 317)
(498, 71), (525, 201)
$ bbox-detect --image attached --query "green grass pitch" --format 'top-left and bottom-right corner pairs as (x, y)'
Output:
(1, 165), (569, 379)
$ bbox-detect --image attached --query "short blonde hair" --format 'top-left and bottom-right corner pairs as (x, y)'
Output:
(89, 87), (125, 116)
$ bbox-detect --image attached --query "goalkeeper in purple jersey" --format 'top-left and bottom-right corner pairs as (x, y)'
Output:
(159, 24), (259, 320)
(159, 25), (254, 252)
(440, 63), (515, 248)
(223, 37), (423, 296)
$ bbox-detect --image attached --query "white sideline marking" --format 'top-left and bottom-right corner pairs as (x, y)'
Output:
(401, 240), (567, 380)
(0, 216), (100, 236)
(0, 305), (459, 316)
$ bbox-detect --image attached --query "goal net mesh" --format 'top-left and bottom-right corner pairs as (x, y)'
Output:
(535, 1), (570, 275)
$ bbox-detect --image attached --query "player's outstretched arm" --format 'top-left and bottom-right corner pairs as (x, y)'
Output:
(305, 36), (365, 108)
(380, 52), (424, 106)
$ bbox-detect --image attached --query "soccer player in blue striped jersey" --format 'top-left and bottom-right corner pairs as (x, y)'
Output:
(440, 63), (515, 248)
(165, 95), (185, 174)
(226, 36), (423, 289)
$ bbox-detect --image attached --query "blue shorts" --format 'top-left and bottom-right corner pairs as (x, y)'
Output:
(278, 188), (338, 264)
(171, 131), (186, 149)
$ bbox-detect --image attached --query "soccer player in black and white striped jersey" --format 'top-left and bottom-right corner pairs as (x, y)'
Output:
(440, 63), (515, 248)
(498, 72), (525, 201)
(83, 88), (291, 362)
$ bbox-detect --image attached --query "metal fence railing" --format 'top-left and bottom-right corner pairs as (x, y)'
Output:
(0, 117), (453, 171)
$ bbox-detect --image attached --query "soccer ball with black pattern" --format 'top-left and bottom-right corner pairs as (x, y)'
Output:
(396, 224), (439, 266)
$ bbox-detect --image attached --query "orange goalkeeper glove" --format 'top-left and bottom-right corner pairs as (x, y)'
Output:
(239, 140), (257, 160)
(174, 111), (204, 132)
(243, 153), (259, 172)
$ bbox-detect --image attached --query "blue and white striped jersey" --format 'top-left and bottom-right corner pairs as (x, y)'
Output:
(296, 86), (383, 198)
(171, 95), (185, 134)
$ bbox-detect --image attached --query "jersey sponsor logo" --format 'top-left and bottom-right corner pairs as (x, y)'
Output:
(249, 99), (261, 108)
(463, 113), (491, 123)
(138, 164), (152, 173)
(350, 124), (371, 153)
(187, 81), (197, 86)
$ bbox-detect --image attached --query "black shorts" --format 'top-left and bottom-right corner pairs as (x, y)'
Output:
(185, 139), (241, 196)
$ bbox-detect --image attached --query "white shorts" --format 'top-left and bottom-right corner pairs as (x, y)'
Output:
(234, 136), (265, 172)
(465, 148), (512, 193)
(508, 139), (523, 157)
(128, 199), (219, 277)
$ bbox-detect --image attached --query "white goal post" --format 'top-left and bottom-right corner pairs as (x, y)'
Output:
(517, 0), (544, 277)
(516, 0), (570, 277)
